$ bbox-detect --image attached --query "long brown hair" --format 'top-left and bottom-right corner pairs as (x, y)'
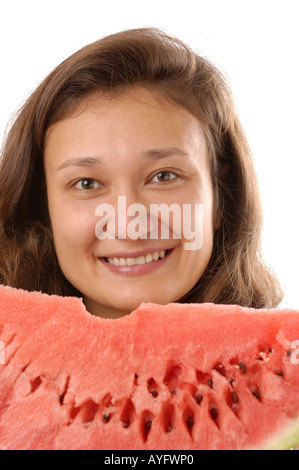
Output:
(0, 28), (283, 307)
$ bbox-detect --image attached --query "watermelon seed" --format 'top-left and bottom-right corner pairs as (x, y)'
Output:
(210, 408), (218, 421)
(286, 350), (291, 358)
(122, 420), (130, 428)
(141, 410), (154, 442)
(252, 390), (260, 400)
(145, 420), (152, 432)
(231, 392), (239, 404)
(228, 378), (234, 386)
(215, 364), (226, 376)
(195, 392), (203, 405)
(147, 378), (159, 397)
(183, 408), (195, 437)
(276, 370), (284, 378)
(102, 413), (111, 423)
(208, 379), (213, 389)
(186, 416), (194, 428)
(239, 362), (247, 374)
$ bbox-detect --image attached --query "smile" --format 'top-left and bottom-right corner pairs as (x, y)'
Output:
(105, 249), (167, 266)
(99, 249), (174, 276)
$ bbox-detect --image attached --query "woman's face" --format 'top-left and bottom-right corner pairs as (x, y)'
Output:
(44, 88), (216, 318)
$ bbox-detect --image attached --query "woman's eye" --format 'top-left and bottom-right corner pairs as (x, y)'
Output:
(150, 171), (178, 183)
(74, 178), (102, 191)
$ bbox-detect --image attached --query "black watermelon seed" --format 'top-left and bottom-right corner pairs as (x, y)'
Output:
(231, 392), (239, 404)
(122, 420), (130, 428)
(186, 416), (194, 428)
(252, 390), (260, 400)
(145, 420), (152, 432)
(239, 362), (247, 374)
(228, 378), (234, 386)
(208, 379), (213, 389)
(210, 408), (218, 420)
(276, 370), (284, 378)
(195, 393), (203, 405)
(215, 364), (226, 376)
(102, 413), (111, 423)
(286, 350), (291, 357)
(151, 390), (158, 397)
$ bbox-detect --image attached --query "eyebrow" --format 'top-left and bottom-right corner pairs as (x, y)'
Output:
(56, 157), (102, 171)
(56, 147), (189, 171)
(141, 147), (190, 160)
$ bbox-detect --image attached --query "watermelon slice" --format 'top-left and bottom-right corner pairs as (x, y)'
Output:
(1, 284), (299, 450)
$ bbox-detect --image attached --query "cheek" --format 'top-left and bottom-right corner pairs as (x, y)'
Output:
(49, 200), (97, 258)
(179, 184), (215, 277)
(179, 183), (215, 246)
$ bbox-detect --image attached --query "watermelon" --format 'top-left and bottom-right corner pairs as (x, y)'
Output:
(1, 284), (299, 450)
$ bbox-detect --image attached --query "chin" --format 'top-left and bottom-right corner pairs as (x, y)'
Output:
(109, 294), (172, 313)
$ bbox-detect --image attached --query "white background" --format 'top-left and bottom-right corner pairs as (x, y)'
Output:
(0, 0), (298, 308)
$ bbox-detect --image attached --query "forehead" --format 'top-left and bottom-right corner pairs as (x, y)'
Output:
(44, 87), (207, 166)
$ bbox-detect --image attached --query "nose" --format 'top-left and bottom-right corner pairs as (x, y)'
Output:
(114, 194), (150, 240)
(95, 190), (153, 241)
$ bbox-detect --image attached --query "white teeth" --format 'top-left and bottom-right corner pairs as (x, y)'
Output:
(145, 253), (153, 263)
(107, 250), (167, 266)
(127, 258), (136, 266)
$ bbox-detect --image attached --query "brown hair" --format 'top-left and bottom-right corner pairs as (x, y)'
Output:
(0, 27), (283, 307)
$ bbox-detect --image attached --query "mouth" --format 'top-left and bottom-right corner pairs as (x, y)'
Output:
(98, 248), (174, 276)
(101, 248), (172, 266)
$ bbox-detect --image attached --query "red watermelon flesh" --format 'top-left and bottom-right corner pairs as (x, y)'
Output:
(1, 285), (299, 450)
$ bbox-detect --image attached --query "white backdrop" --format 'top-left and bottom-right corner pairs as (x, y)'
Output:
(0, 0), (298, 308)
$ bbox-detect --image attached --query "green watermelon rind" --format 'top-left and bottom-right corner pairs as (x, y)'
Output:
(261, 419), (299, 450)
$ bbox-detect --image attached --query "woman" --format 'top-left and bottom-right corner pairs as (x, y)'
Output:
(0, 28), (283, 317)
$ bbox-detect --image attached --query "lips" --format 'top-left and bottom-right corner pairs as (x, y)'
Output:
(98, 248), (174, 276)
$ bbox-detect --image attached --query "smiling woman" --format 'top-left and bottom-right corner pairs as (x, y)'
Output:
(44, 88), (213, 317)
(0, 28), (283, 317)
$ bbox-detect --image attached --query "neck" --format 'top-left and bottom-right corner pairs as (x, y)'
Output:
(83, 297), (131, 319)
